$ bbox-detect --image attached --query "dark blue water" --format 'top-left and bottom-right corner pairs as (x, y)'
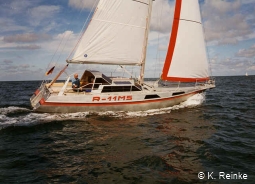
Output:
(0, 76), (254, 183)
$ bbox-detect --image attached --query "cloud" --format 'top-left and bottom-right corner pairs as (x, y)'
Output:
(20, 64), (30, 69)
(3, 64), (30, 72)
(3, 65), (19, 72)
(56, 30), (75, 40)
(16, 45), (41, 50)
(209, 56), (255, 76)
(150, 0), (174, 33)
(3, 33), (51, 43)
(203, 0), (240, 15)
(236, 44), (255, 58)
(68, 0), (99, 10)
(0, 0), (34, 16)
(0, 18), (28, 33)
(202, 0), (252, 45)
(206, 14), (251, 44)
(3, 59), (13, 65)
(0, 64), (43, 81)
(2, 60), (31, 70)
(28, 5), (60, 26)
(9, 0), (34, 14)
(0, 1), (39, 34)
(41, 30), (77, 53)
(0, 1), (60, 34)
(247, 66), (255, 71)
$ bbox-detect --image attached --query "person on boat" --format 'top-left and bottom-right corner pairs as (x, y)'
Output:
(72, 73), (80, 89)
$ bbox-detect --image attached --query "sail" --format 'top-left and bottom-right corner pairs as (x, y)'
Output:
(161, 0), (209, 82)
(68, 0), (151, 65)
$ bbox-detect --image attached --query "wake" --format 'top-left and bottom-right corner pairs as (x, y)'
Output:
(0, 93), (205, 129)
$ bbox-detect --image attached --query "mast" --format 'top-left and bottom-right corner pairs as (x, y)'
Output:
(139, 0), (153, 84)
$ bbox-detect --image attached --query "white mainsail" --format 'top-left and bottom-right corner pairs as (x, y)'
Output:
(68, 0), (151, 65)
(162, 0), (209, 82)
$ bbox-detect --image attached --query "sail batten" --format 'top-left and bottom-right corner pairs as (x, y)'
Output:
(68, 0), (151, 66)
(161, 0), (209, 82)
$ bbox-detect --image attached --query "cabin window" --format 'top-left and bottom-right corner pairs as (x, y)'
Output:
(114, 81), (132, 85)
(144, 94), (160, 99)
(172, 91), (185, 96)
(101, 85), (141, 93)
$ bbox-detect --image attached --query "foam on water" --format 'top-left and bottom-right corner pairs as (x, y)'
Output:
(0, 107), (92, 129)
(0, 93), (205, 129)
(181, 92), (205, 107)
(0, 106), (31, 115)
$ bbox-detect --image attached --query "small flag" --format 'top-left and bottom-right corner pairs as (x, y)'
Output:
(45, 66), (55, 76)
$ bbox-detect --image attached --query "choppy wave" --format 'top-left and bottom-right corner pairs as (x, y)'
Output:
(0, 93), (205, 129)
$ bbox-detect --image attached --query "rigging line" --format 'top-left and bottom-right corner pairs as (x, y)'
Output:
(139, 0), (153, 84)
(42, 0), (92, 82)
(199, 3), (213, 78)
(42, 29), (66, 82)
(158, 0), (164, 79)
(154, 2), (160, 78)
(154, 0), (164, 78)
(58, 1), (99, 60)
(57, 3), (86, 63)
(67, 0), (99, 61)
(120, 65), (133, 78)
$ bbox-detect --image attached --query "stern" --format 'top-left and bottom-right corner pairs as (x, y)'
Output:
(30, 83), (50, 111)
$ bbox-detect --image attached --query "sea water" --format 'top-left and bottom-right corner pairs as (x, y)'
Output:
(0, 76), (254, 183)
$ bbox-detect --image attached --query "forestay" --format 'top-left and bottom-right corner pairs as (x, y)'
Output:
(68, 0), (151, 65)
(161, 0), (209, 82)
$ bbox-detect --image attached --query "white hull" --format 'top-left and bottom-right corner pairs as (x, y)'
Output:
(34, 91), (203, 113)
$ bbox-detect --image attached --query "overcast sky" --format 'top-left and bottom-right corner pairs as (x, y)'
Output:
(0, 0), (255, 81)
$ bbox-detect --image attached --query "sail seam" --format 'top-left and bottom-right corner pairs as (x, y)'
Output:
(179, 19), (201, 24)
(93, 18), (146, 29)
(67, 60), (141, 66)
(132, 0), (149, 5)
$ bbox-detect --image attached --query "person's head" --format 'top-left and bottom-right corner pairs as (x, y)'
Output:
(74, 73), (78, 79)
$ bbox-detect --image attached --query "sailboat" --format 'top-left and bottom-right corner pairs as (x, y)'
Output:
(30, 0), (215, 113)
(246, 72), (248, 76)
